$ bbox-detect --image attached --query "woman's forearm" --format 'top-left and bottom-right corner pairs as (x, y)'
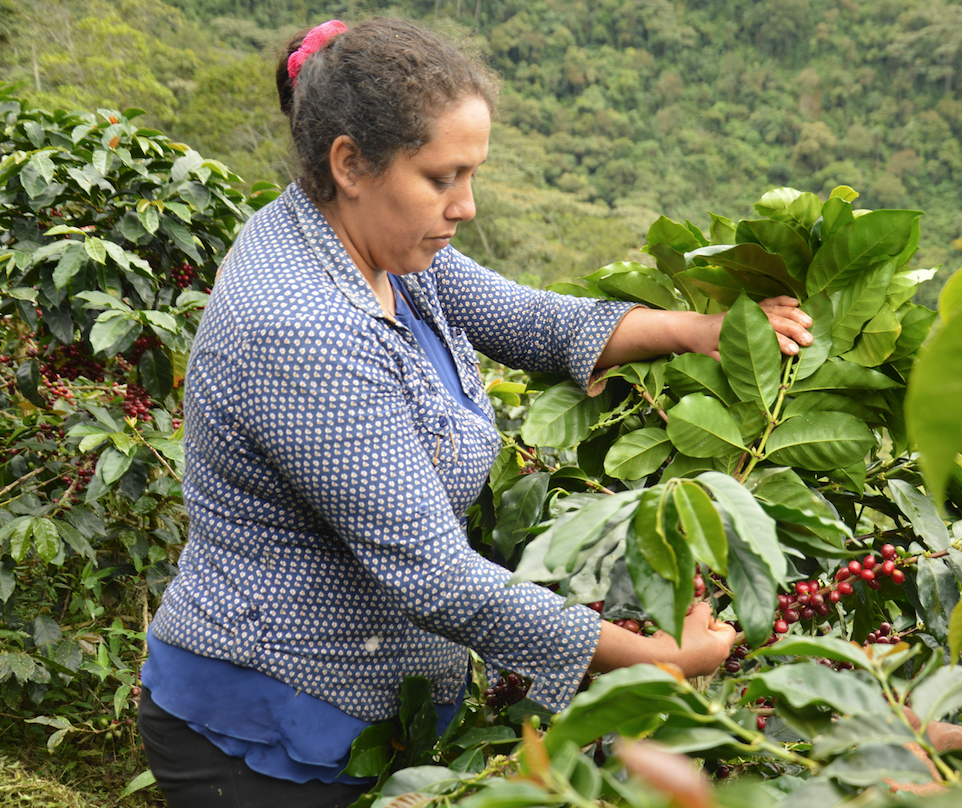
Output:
(595, 296), (814, 369)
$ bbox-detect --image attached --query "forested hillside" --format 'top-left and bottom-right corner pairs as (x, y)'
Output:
(3, 0), (962, 300)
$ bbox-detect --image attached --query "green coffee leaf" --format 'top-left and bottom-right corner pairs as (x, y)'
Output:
(760, 636), (871, 670)
(791, 357), (900, 394)
(906, 311), (962, 507)
(120, 770), (157, 798)
(909, 665), (962, 727)
(543, 490), (640, 572)
(829, 259), (893, 355)
(139, 347), (173, 401)
(604, 428), (672, 480)
(889, 479), (950, 551)
(31, 518), (60, 563)
(673, 481), (727, 574)
(545, 665), (698, 755)
(745, 662), (887, 715)
(939, 267), (962, 323)
(734, 219), (813, 282)
(760, 501), (851, 556)
(665, 394), (745, 458)
(521, 381), (608, 449)
(631, 486), (679, 582)
(793, 291), (832, 381)
(719, 292), (781, 411)
(663, 353), (737, 405)
(492, 472), (549, 561)
(592, 262), (680, 310)
(806, 210), (922, 295)
(726, 529), (778, 648)
(840, 304), (901, 367)
(949, 600), (962, 665)
(766, 412), (875, 471)
(697, 472), (786, 587)
(820, 743), (936, 788)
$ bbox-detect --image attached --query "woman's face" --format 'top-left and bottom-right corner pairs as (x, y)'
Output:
(332, 96), (491, 280)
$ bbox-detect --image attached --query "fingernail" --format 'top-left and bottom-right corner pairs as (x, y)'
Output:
(787, 342), (799, 354)
(800, 332), (813, 345)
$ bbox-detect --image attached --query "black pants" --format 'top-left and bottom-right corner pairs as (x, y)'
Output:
(138, 687), (371, 808)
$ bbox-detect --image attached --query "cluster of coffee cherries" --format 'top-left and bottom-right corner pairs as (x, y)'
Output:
(863, 621), (901, 646)
(483, 673), (529, 711)
(588, 600), (646, 634)
(772, 545), (905, 634)
(723, 643), (750, 674)
(773, 580), (834, 634)
(61, 460), (95, 498)
(128, 333), (163, 365)
(41, 343), (105, 383)
(171, 260), (197, 289)
(117, 383), (153, 420)
(836, 544), (905, 588)
(41, 372), (75, 402)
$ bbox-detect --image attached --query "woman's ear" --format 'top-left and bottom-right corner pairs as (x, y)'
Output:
(329, 135), (362, 198)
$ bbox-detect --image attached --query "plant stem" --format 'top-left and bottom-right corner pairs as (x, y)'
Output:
(0, 467), (45, 498)
(681, 683), (819, 772)
(635, 385), (668, 423)
(128, 428), (182, 483)
(509, 441), (616, 496)
(736, 355), (795, 483)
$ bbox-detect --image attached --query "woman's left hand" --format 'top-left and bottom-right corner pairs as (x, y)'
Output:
(759, 295), (814, 357)
(691, 296), (813, 361)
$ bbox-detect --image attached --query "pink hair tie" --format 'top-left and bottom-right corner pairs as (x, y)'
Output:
(288, 20), (348, 88)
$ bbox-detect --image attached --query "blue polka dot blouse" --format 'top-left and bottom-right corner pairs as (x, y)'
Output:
(150, 182), (636, 721)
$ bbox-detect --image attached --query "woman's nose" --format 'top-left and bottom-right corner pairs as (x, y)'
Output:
(447, 180), (476, 223)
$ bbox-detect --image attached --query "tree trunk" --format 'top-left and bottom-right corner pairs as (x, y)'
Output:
(32, 44), (41, 92)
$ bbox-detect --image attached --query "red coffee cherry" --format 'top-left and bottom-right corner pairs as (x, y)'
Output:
(795, 582), (810, 595)
(829, 590), (842, 603)
(784, 609), (800, 624)
(774, 619), (789, 634)
(880, 560), (896, 576)
(838, 581), (854, 596)
(880, 544), (897, 560)
(848, 560), (862, 575)
(860, 568), (875, 581)
(868, 579), (882, 590)
(800, 606), (816, 621)
(863, 555), (877, 570)
(835, 568), (851, 582)
(756, 716), (767, 731)
(891, 569), (906, 585)
(777, 594), (791, 611)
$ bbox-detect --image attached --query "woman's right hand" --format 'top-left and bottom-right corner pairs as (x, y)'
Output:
(646, 602), (737, 678)
(589, 602), (736, 679)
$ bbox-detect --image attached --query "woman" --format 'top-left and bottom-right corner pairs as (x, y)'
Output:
(138, 17), (813, 808)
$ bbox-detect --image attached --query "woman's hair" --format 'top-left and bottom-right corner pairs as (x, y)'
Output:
(277, 17), (500, 205)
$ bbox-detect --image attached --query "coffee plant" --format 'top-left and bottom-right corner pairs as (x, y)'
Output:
(348, 188), (962, 806)
(0, 83), (277, 753)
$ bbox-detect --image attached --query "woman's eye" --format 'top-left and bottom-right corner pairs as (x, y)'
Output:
(433, 178), (455, 188)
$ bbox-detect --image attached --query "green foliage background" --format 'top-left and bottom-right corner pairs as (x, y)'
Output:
(3, 0), (962, 298)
